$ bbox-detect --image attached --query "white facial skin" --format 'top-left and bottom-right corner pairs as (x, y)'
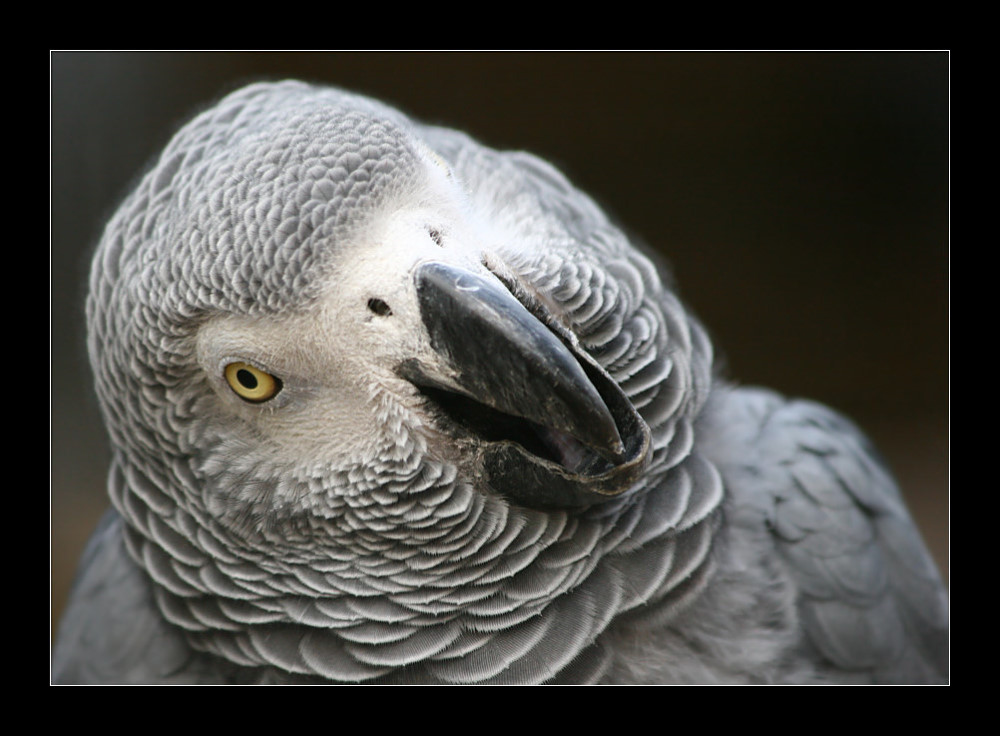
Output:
(195, 185), (506, 475)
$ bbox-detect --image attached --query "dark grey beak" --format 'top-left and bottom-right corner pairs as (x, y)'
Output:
(400, 261), (650, 508)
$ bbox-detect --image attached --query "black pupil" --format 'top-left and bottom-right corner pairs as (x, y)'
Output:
(237, 369), (258, 390)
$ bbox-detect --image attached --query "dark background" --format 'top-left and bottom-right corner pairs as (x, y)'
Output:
(51, 52), (949, 640)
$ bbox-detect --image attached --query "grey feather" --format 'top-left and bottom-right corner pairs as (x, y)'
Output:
(53, 81), (947, 684)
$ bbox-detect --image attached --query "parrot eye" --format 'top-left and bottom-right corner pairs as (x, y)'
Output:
(224, 362), (283, 403)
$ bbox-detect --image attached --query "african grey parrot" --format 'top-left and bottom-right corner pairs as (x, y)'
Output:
(53, 81), (948, 684)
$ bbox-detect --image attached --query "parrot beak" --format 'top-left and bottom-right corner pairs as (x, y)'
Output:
(398, 261), (651, 508)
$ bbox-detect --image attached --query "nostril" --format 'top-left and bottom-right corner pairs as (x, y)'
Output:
(367, 298), (393, 316)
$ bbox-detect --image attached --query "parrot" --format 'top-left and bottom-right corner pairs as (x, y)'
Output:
(52, 80), (948, 684)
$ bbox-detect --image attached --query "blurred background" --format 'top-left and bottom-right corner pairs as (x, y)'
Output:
(51, 52), (949, 641)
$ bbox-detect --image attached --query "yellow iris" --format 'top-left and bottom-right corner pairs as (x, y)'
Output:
(224, 362), (282, 403)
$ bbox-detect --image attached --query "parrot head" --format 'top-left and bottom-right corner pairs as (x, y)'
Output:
(83, 81), (717, 682)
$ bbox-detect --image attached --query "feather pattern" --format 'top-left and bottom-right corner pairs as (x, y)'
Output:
(53, 81), (946, 684)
